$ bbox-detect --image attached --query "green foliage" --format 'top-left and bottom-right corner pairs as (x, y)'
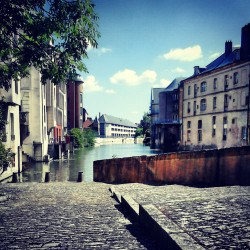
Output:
(135, 127), (143, 138)
(70, 128), (96, 148)
(82, 129), (96, 147)
(138, 112), (151, 136)
(0, 99), (12, 175)
(0, 0), (100, 90)
(0, 141), (10, 175)
(70, 128), (84, 148)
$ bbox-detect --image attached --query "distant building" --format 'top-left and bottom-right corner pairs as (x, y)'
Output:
(182, 23), (250, 150)
(157, 77), (185, 151)
(99, 114), (136, 138)
(148, 88), (165, 148)
(67, 76), (84, 130)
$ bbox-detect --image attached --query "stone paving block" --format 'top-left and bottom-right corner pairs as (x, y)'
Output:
(0, 182), (158, 249)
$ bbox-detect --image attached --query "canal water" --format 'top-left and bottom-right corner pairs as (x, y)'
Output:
(17, 143), (159, 183)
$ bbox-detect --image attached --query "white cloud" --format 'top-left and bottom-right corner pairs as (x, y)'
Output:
(163, 45), (202, 62)
(171, 67), (186, 73)
(99, 47), (112, 54)
(152, 78), (171, 88)
(110, 69), (157, 86)
(209, 52), (221, 60)
(105, 89), (116, 94)
(87, 45), (112, 55)
(84, 75), (103, 93)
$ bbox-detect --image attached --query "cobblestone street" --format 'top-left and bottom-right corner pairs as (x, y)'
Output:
(0, 182), (158, 250)
(113, 184), (250, 249)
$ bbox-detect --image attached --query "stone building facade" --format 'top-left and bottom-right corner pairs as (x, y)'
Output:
(182, 24), (250, 150)
(157, 78), (185, 151)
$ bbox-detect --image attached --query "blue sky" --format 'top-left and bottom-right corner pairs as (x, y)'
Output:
(81, 0), (250, 124)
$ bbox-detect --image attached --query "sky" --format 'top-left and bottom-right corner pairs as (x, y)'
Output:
(80, 0), (250, 124)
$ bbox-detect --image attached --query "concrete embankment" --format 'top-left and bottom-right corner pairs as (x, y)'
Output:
(94, 146), (250, 186)
(95, 137), (144, 146)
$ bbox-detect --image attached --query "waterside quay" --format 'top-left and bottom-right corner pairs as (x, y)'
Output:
(0, 182), (249, 249)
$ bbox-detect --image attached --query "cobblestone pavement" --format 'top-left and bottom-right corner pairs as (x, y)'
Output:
(0, 182), (158, 250)
(113, 184), (250, 249)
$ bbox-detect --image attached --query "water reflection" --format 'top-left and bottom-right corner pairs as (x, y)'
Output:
(19, 144), (159, 183)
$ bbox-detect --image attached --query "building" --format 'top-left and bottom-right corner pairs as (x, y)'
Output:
(99, 114), (136, 138)
(67, 76), (84, 130)
(20, 67), (67, 161)
(182, 24), (250, 150)
(156, 77), (185, 151)
(148, 88), (165, 148)
(0, 78), (22, 181)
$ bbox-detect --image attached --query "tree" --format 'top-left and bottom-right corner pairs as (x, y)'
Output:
(0, 0), (100, 90)
(139, 112), (151, 136)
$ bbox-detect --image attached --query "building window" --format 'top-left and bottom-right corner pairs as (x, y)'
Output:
(232, 118), (237, 125)
(224, 94), (229, 111)
(198, 120), (202, 129)
(212, 116), (216, 137)
(198, 130), (202, 142)
(213, 78), (218, 89)
(15, 80), (18, 94)
(200, 81), (207, 92)
(200, 99), (206, 111)
(187, 102), (191, 113)
(224, 75), (229, 90)
(223, 117), (227, 140)
(10, 113), (15, 141)
(187, 121), (191, 129)
(194, 84), (197, 97)
(193, 101), (197, 115)
(172, 114), (178, 121)
(188, 86), (191, 95)
(198, 120), (202, 142)
(242, 127), (247, 140)
(187, 130), (191, 141)
(233, 72), (239, 85)
(213, 97), (217, 109)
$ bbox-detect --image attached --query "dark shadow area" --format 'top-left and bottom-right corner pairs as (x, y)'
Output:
(114, 203), (160, 250)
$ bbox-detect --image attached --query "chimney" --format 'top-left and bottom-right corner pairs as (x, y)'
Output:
(225, 40), (232, 57)
(193, 66), (200, 76)
(241, 23), (250, 60)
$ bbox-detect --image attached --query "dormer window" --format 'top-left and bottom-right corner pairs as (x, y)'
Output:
(200, 81), (207, 92)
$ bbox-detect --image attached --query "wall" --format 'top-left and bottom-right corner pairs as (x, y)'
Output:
(94, 146), (250, 186)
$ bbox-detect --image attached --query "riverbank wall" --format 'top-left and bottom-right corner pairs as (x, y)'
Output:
(95, 137), (143, 146)
(93, 146), (250, 186)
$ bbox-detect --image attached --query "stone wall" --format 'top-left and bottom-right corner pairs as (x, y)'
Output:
(93, 146), (250, 186)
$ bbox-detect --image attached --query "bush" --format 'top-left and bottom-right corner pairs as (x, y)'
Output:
(70, 128), (84, 148)
(83, 129), (96, 147)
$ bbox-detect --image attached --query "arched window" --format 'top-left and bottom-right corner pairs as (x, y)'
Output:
(200, 98), (206, 111)
(200, 81), (207, 92)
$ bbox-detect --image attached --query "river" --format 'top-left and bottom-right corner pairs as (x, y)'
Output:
(17, 143), (159, 183)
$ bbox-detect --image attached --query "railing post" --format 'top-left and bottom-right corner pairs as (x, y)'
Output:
(45, 172), (50, 183)
(12, 172), (18, 183)
(77, 171), (83, 182)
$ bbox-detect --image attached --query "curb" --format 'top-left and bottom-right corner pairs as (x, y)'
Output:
(110, 186), (205, 250)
